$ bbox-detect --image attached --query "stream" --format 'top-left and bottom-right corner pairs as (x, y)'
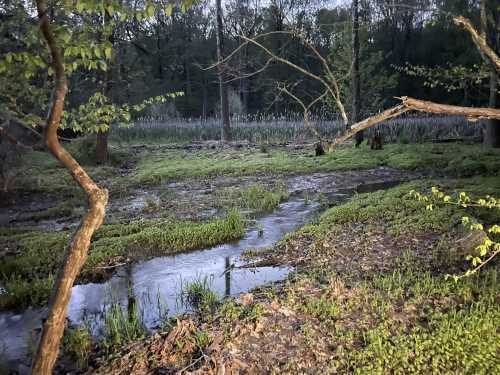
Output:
(0, 169), (415, 372)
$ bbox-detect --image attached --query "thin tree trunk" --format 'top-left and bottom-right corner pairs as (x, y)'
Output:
(216, 0), (231, 141)
(485, 70), (500, 147)
(96, 14), (116, 164)
(480, 0), (500, 147)
(351, 0), (363, 146)
(32, 1), (108, 373)
(96, 131), (108, 164)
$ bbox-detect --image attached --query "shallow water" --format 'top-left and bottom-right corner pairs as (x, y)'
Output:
(0, 171), (414, 371)
(0, 198), (320, 370)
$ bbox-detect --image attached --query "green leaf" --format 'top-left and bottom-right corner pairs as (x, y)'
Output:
(76, 0), (85, 13)
(165, 3), (173, 16)
(146, 4), (155, 17)
(104, 46), (113, 59)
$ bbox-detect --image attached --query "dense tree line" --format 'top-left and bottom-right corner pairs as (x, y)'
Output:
(1, 0), (495, 123)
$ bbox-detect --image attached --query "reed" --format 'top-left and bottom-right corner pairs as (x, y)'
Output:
(110, 113), (483, 144)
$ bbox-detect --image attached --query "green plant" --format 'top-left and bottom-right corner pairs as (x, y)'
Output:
(62, 327), (93, 368)
(102, 302), (146, 353)
(410, 187), (500, 279)
(181, 277), (219, 314)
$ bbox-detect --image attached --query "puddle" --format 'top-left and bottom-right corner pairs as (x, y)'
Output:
(0, 170), (418, 371)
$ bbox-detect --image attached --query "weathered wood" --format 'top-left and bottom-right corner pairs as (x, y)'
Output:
(330, 97), (500, 148)
(329, 104), (410, 149)
(31, 1), (108, 374)
(453, 16), (500, 75)
(401, 96), (500, 120)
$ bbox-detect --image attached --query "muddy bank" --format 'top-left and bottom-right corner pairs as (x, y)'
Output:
(2, 166), (419, 231)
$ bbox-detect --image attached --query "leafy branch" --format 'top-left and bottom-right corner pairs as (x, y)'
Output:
(410, 187), (499, 280)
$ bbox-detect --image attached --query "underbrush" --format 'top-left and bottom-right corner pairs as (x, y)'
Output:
(288, 176), (500, 243)
(6, 144), (499, 199)
(0, 210), (245, 310)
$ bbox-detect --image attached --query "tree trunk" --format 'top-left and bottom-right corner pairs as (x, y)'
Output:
(216, 0), (231, 141)
(351, 0), (363, 146)
(481, 0), (500, 148)
(32, 1), (108, 373)
(95, 15), (116, 164)
(96, 131), (108, 164)
(485, 72), (500, 147)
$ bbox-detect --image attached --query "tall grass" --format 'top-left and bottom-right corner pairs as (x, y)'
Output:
(111, 113), (484, 144)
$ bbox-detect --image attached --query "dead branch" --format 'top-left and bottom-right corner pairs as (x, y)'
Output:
(453, 16), (500, 75)
(206, 30), (349, 128)
(330, 97), (500, 148)
(330, 104), (410, 149)
(224, 57), (275, 84)
(278, 84), (327, 141)
(401, 96), (500, 120)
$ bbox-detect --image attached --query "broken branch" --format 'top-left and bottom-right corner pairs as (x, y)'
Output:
(453, 16), (500, 75)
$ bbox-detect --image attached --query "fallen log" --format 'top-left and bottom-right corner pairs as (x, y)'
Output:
(329, 97), (500, 149)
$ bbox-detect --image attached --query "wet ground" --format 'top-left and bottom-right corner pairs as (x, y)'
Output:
(0, 167), (420, 371)
(1, 166), (417, 231)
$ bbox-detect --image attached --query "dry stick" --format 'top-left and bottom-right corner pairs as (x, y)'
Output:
(453, 16), (500, 75)
(207, 31), (349, 127)
(31, 1), (108, 374)
(224, 57), (274, 84)
(259, 30), (349, 126)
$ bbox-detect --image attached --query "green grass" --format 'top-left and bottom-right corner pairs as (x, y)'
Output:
(9, 144), (500, 198)
(102, 301), (147, 354)
(181, 277), (220, 315)
(285, 176), (500, 243)
(131, 144), (500, 187)
(216, 184), (289, 213)
(62, 327), (93, 369)
(269, 175), (500, 372)
(30, 198), (83, 221)
(0, 210), (245, 310)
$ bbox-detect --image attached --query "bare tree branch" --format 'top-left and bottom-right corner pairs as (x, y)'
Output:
(278, 84), (327, 141)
